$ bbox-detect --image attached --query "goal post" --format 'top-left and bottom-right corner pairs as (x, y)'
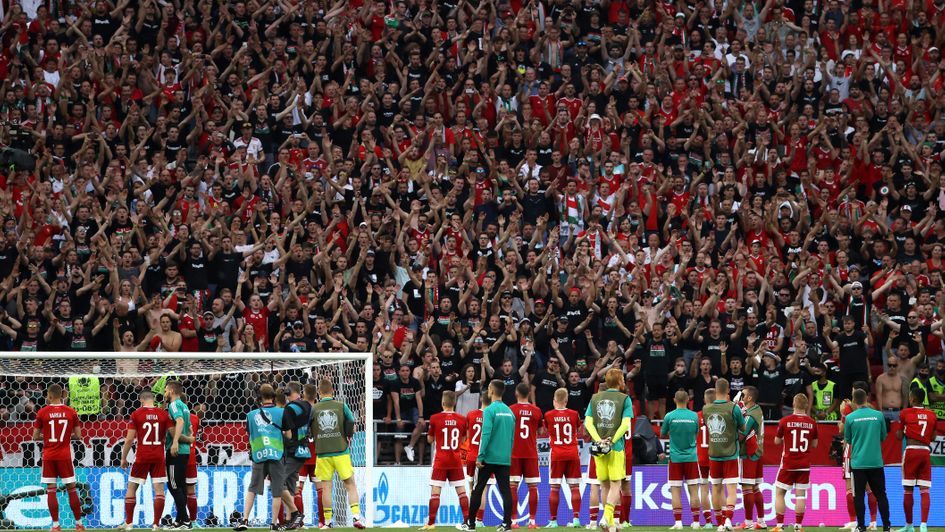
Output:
(0, 352), (374, 529)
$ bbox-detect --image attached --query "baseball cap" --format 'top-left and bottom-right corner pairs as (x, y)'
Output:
(851, 281), (863, 289)
(534, 298), (546, 306)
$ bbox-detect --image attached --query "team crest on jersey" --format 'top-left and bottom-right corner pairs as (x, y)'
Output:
(706, 413), (726, 435)
(597, 399), (616, 421)
(318, 410), (338, 431)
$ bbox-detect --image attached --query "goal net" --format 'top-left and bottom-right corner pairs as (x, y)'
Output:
(0, 352), (374, 530)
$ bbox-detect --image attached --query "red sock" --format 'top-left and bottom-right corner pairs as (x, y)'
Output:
(673, 510), (682, 522)
(477, 506), (485, 522)
(549, 487), (560, 521)
(528, 484), (538, 520)
(868, 492), (877, 520)
(691, 508), (701, 525)
(716, 509), (725, 526)
(754, 491), (765, 522)
(570, 485), (582, 520)
(621, 494), (631, 522)
(125, 495), (136, 525)
(294, 488), (304, 519)
(154, 495), (165, 526)
(796, 511), (805, 526)
(703, 510), (713, 525)
(47, 486), (60, 523)
(316, 487), (326, 526)
(510, 484), (519, 521)
(744, 490), (755, 522)
(187, 494), (198, 523)
(67, 487), (82, 523)
(904, 490), (914, 525)
(725, 504), (735, 522)
(590, 505), (599, 524)
(920, 488), (930, 523)
(459, 493), (470, 522)
(776, 513), (785, 525)
(846, 491), (856, 521)
(428, 494), (440, 526)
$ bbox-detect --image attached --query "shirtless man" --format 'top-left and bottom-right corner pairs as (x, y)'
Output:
(150, 314), (183, 351)
(875, 357), (904, 421)
(891, 332), (927, 383)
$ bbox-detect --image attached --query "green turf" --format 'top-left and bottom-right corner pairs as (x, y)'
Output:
(10, 528), (945, 532)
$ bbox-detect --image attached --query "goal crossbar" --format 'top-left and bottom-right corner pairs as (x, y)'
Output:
(0, 351), (375, 527)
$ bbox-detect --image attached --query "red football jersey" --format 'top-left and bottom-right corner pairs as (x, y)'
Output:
(510, 402), (543, 458)
(840, 401), (853, 421)
(188, 413), (201, 468)
(776, 414), (818, 470)
(900, 407), (937, 445)
(466, 409), (483, 463)
(429, 411), (467, 469)
(35, 404), (80, 461)
(697, 411), (709, 465)
(128, 406), (172, 462)
(189, 414), (201, 455)
(544, 408), (579, 460)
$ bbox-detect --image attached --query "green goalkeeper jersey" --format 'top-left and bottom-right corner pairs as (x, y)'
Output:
(477, 400), (515, 465)
(843, 406), (886, 469)
(661, 407), (699, 462)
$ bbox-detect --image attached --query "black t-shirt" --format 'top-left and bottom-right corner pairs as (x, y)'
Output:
(198, 324), (222, 352)
(666, 372), (689, 411)
(439, 352), (461, 382)
(566, 381), (592, 414)
(689, 374), (715, 410)
(700, 335), (725, 374)
(726, 370), (755, 395)
(837, 330), (869, 376)
(182, 254), (209, 290)
(425, 377), (447, 418)
(643, 334), (672, 379)
(280, 336), (317, 353)
(757, 363), (785, 405)
(496, 369), (522, 404)
(783, 367), (809, 402)
(391, 377), (423, 417)
(373, 378), (388, 420)
(532, 370), (561, 413)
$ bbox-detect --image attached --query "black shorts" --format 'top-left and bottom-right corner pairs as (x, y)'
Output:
(646, 378), (668, 400)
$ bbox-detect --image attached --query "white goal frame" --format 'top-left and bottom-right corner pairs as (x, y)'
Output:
(0, 351), (375, 527)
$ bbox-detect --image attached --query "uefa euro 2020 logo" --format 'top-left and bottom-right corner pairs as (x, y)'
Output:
(596, 400), (616, 422)
(318, 410), (338, 432)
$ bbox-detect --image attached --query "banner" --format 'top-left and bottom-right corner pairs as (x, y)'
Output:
(371, 465), (945, 527)
(0, 467), (333, 529)
(3, 465), (945, 528)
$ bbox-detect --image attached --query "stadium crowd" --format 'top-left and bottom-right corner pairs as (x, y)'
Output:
(1, 0), (945, 463)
